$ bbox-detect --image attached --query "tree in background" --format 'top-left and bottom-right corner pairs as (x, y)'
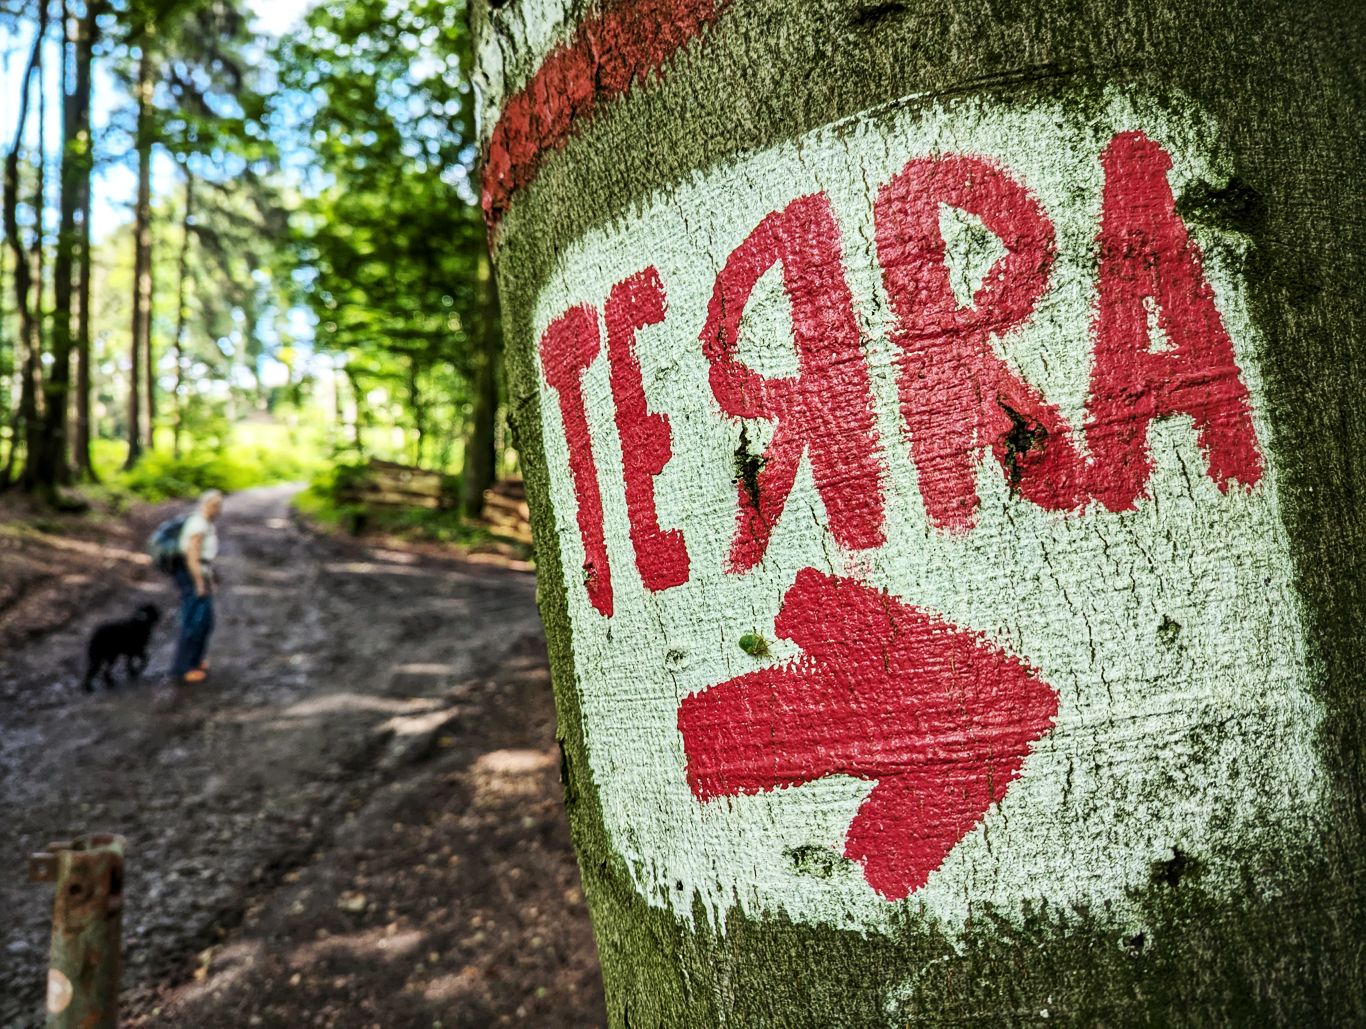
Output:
(70, 0), (102, 480)
(117, 0), (263, 469)
(24, 0), (49, 489)
(2, 4), (45, 489)
(1, 0), (508, 514)
(460, 250), (499, 518)
(474, 0), (1363, 1023)
(277, 0), (500, 491)
(157, 0), (279, 449)
(0, 0), (283, 489)
(36, 0), (106, 489)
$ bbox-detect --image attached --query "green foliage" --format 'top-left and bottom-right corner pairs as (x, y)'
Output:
(121, 449), (243, 500)
(273, 0), (489, 470)
(87, 419), (328, 501)
(322, 461), (372, 496)
(1, 0), (504, 504)
(291, 474), (362, 529)
(119, 441), (314, 501)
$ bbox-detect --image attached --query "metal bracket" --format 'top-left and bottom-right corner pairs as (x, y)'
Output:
(28, 852), (58, 883)
(28, 841), (73, 884)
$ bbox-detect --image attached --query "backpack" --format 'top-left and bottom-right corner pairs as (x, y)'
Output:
(148, 515), (188, 573)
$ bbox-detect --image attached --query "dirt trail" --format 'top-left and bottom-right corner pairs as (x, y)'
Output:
(0, 487), (603, 1027)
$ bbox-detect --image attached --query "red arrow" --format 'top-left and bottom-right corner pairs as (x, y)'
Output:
(677, 568), (1058, 900)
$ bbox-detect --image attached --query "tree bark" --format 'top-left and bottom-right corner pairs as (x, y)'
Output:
(473, 1), (1364, 1023)
(3, 19), (44, 490)
(0, 225), (8, 474)
(34, 0), (80, 490)
(345, 365), (365, 455)
(144, 210), (156, 448)
(331, 356), (345, 448)
(125, 40), (153, 469)
(407, 356), (426, 466)
(460, 250), (500, 519)
(172, 165), (193, 458)
(71, 0), (99, 480)
(19, 0), (51, 493)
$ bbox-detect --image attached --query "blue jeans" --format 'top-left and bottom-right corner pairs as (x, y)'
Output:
(172, 565), (215, 677)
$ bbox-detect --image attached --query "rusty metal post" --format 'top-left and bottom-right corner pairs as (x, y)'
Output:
(28, 834), (125, 1028)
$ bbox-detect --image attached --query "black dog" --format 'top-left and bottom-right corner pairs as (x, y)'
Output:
(82, 604), (161, 692)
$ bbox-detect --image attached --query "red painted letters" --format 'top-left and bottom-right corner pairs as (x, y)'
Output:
(539, 305), (613, 616)
(702, 193), (886, 572)
(531, 123), (1270, 904)
(605, 267), (690, 591)
(539, 132), (1266, 622)
(1086, 131), (1262, 510)
(677, 568), (1059, 900)
(875, 156), (1088, 530)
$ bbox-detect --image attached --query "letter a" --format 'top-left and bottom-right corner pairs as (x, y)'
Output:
(1087, 131), (1263, 510)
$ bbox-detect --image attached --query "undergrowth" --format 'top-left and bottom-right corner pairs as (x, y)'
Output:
(295, 464), (525, 554)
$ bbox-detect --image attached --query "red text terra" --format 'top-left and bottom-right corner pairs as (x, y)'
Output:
(539, 132), (1263, 617)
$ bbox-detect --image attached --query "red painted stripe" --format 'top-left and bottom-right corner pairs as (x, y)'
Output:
(481, 0), (727, 227)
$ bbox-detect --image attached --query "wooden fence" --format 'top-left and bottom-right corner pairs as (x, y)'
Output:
(336, 460), (532, 542)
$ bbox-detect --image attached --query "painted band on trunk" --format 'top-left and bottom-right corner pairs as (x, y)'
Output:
(481, 0), (729, 227)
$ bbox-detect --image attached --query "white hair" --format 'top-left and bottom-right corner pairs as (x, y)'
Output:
(198, 489), (224, 510)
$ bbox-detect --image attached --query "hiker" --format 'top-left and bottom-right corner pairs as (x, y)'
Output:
(170, 489), (223, 684)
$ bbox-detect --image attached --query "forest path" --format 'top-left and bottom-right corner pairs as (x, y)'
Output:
(0, 486), (602, 1027)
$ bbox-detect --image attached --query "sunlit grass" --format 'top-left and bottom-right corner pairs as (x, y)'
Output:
(88, 420), (329, 501)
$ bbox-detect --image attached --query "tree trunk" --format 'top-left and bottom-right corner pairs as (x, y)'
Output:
(460, 250), (500, 518)
(125, 42), (154, 469)
(407, 356), (426, 466)
(35, 0), (79, 490)
(3, 21), (43, 490)
(71, 0), (98, 481)
(331, 356), (345, 449)
(0, 226), (9, 474)
(172, 166), (193, 458)
(143, 211), (156, 449)
(19, 0), (50, 492)
(472, 1), (1364, 1023)
(345, 365), (365, 455)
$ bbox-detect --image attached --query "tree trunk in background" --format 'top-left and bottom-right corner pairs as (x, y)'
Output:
(35, 0), (79, 491)
(71, 0), (98, 480)
(460, 250), (499, 519)
(472, 1), (1364, 1023)
(407, 357), (426, 466)
(125, 41), (153, 469)
(172, 166), (193, 458)
(331, 357), (345, 449)
(20, 0), (50, 492)
(0, 235), (8, 475)
(3, 24), (43, 489)
(143, 218), (156, 448)
(345, 366), (365, 455)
